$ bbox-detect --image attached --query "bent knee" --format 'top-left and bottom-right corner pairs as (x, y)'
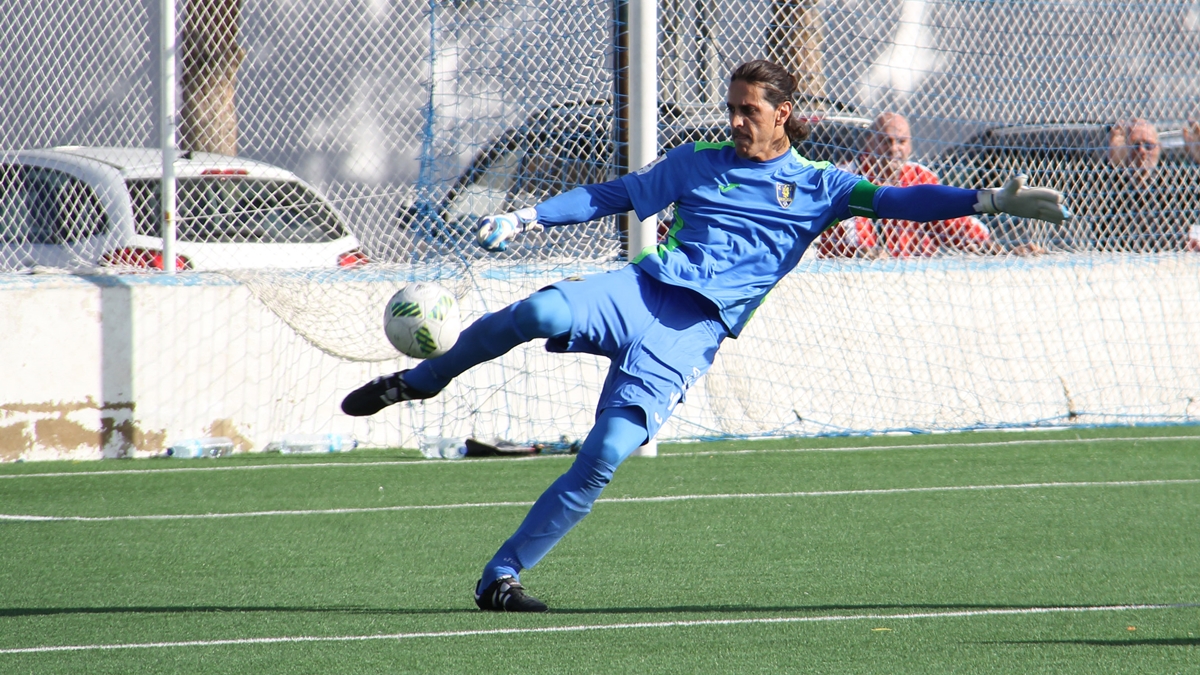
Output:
(567, 452), (617, 490)
(513, 290), (572, 338)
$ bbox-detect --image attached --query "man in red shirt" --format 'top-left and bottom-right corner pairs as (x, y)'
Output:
(816, 112), (1003, 258)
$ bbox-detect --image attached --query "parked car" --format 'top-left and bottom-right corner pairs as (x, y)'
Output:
(934, 122), (1195, 251)
(397, 99), (873, 258)
(936, 122), (1191, 190)
(0, 147), (367, 272)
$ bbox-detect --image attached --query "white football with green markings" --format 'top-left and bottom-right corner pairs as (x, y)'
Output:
(383, 282), (462, 359)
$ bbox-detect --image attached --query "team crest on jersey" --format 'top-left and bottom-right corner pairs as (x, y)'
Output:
(775, 182), (796, 208)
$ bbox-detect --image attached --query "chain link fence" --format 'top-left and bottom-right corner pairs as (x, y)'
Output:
(2, 1), (1200, 456)
(4, 2), (1199, 270)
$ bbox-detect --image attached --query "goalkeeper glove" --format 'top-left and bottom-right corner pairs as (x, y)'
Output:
(476, 207), (543, 252)
(975, 175), (1072, 225)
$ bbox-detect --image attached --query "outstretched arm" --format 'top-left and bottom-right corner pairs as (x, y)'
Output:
(873, 184), (978, 222)
(477, 180), (632, 251)
(873, 175), (1071, 225)
(537, 181), (633, 225)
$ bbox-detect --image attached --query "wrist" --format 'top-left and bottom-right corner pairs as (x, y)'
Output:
(514, 206), (542, 233)
(974, 189), (998, 214)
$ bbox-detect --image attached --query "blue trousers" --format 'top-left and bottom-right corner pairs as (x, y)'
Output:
(408, 272), (725, 586)
(480, 406), (647, 586)
(406, 289), (648, 585)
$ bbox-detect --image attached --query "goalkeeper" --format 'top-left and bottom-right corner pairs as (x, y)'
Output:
(342, 59), (1070, 612)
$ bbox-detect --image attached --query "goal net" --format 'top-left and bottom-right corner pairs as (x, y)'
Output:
(1, 0), (1198, 457)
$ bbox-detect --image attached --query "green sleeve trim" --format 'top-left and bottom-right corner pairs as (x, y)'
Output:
(693, 140), (734, 152)
(789, 148), (831, 170)
(848, 180), (879, 219)
(631, 207), (686, 264)
(631, 245), (658, 264)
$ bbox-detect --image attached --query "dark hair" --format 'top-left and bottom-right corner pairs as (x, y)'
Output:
(729, 60), (810, 143)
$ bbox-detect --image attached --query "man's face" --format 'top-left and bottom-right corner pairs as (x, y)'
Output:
(863, 115), (912, 182)
(1125, 121), (1161, 171)
(1110, 120), (1160, 180)
(727, 80), (789, 161)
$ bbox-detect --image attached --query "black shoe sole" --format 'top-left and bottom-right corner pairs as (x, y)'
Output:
(340, 382), (394, 416)
(341, 371), (437, 417)
(474, 578), (549, 612)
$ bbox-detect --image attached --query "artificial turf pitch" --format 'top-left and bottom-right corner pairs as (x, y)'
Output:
(1, 426), (1197, 673)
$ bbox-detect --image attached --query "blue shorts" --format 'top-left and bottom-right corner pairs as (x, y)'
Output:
(545, 265), (728, 439)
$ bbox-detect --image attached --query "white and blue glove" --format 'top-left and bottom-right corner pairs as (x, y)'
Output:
(975, 174), (1072, 225)
(476, 207), (543, 252)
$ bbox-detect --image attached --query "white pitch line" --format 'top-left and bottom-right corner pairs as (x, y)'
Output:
(2, 434), (1198, 480)
(599, 478), (1200, 504)
(0, 500), (537, 522)
(2, 478), (1197, 523)
(0, 603), (1193, 656)
(677, 434), (1200, 458)
(0, 454), (555, 480)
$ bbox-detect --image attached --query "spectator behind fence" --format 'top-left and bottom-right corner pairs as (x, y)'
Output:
(1184, 116), (1200, 252)
(815, 112), (1035, 258)
(1091, 117), (1199, 252)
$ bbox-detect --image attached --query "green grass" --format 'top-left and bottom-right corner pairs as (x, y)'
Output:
(1, 427), (1198, 673)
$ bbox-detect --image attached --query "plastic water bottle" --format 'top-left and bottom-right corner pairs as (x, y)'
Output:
(268, 433), (358, 454)
(167, 437), (234, 458)
(419, 436), (465, 459)
(535, 437), (582, 455)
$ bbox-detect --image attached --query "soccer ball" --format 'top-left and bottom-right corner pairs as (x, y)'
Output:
(383, 282), (462, 359)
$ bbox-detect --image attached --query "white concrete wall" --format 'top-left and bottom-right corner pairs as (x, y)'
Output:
(2, 254), (1199, 462)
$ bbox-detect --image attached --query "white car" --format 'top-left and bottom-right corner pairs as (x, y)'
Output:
(0, 147), (367, 271)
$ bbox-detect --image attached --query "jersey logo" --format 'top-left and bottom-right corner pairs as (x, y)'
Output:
(776, 182), (796, 208)
(717, 181), (742, 193)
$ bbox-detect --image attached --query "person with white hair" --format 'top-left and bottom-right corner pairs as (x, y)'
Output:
(1093, 117), (1198, 252)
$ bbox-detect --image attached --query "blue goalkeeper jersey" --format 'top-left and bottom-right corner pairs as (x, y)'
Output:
(620, 141), (877, 337)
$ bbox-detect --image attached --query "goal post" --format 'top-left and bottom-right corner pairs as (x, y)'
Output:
(627, 0), (660, 456)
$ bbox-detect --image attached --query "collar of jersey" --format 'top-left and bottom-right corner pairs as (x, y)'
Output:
(732, 146), (797, 170)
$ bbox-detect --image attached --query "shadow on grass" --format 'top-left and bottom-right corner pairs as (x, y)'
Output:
(0, 606), (477, 617)
(0, 602), (1167, 619)
(980, 638), (1200, 647)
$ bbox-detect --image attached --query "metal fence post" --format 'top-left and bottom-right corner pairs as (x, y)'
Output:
(160, 0), (177, 275)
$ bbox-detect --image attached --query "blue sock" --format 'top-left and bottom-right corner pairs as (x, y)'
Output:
(406, 288), (572, 393)
(481, 406), (648, 586)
